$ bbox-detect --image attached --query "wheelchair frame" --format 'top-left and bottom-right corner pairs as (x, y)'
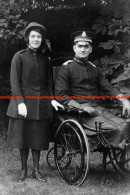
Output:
(46, 62), (130, 186)
(46, 107), (130, 186)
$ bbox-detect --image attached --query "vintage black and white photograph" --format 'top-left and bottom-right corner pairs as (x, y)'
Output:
(0, 0), (130, 194)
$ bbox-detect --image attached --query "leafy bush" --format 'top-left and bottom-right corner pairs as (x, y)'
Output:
(92, 0), (130, 95)
(0, 0), (28, 95)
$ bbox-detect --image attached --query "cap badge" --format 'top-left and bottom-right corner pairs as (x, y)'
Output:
(81, 31), (87, 37)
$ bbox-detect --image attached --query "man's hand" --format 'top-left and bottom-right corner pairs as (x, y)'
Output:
(18, 103), (27, 118)
(122, 99), (130, 118)
(80, 105), (98, 117)
(117, 94), (130, 118)
(68, 100), (98, 117)
(51, 100), (64, 111)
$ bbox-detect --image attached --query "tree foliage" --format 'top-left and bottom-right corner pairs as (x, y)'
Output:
(92, 0), (130, 94)
(0, 0), (28, 42)
(0, 0), (29, 95)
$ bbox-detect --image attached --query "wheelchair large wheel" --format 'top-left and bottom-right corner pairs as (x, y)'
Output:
(54, 119), (90, 186)
(112, 147), (130, 173)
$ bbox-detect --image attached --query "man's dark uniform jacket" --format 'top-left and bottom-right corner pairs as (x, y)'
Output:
(55, 57), (130, 149)
(55, 57), (119, 106)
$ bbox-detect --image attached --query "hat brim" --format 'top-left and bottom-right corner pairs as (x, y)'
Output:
(71, 30), (94, 43)
(24, 25), (47, 38)
(74, 37), (92, 43)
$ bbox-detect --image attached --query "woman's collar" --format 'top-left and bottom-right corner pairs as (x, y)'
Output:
(27, 45), (43, 54)
(28, 45), (37, 52)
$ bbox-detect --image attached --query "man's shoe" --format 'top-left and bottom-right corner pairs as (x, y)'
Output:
(17, 170), (27, 182)
(32, 170), (47, 182)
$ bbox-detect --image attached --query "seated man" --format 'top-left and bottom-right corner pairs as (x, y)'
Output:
(55, 31), (130, 150)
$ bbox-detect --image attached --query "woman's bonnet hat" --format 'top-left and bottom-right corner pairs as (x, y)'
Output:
(24, 22), (47, 38)
(24, 22), (52, 52)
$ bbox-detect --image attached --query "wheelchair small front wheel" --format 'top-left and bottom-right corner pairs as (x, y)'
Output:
(46, 146), (56, 169)
(112, 147), (130, 173)
(46, 145), (71, 169)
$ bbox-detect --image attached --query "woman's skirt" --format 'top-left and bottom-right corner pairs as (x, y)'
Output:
(7, 117), (50, 150)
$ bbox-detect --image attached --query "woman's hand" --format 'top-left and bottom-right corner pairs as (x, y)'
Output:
(18, 103), (27, 118)
(51, 100), (64, 111)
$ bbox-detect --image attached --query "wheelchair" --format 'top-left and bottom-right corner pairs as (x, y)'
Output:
(46, 60), (130, 187)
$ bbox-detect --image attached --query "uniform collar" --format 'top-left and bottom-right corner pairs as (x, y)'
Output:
(73, 57), (89, 66)
(27, 46), (42, 54)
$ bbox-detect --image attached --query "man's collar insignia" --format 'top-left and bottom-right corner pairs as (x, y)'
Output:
(81, 31), (87, 37)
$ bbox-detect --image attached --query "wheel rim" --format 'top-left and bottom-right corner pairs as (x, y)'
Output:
(54, 119), (90, 186)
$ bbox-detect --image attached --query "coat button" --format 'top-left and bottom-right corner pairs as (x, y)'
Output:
(37, 87), (40, 89)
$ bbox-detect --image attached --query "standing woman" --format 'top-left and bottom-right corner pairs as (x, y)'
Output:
(7, 22), (63, 182)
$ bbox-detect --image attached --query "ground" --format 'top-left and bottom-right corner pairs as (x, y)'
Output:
(0, 101), (130, 195)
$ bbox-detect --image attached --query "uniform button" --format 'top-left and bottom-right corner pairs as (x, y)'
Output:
(37, 87), (40, 89)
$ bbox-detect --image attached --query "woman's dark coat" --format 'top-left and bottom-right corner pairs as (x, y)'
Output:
(7, 47), (53, 120)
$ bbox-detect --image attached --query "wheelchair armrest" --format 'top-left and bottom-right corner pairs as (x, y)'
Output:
(102, 99), (124, 118)
(66, 106), (87, 114)
(101, 99), (122, 109)
(56, 106), (86, 115)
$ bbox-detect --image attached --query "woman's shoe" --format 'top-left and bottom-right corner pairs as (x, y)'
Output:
(17, 170), (27, 182)
(32, 170), (47, 182)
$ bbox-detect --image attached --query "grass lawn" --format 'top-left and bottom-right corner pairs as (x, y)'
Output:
(0, 101), (130, 195)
